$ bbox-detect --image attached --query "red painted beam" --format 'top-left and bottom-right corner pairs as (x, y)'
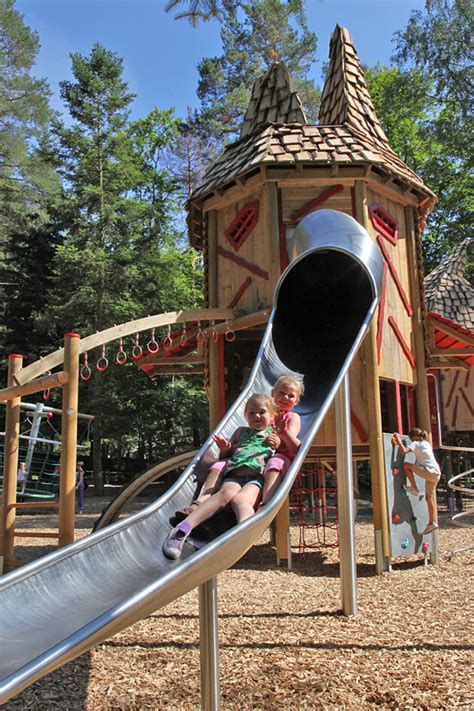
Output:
(376, 263), (388, 364)
(289, 185), (344, 223)
(217, 246), (269, 280)
(377, 236), (413, 317)
(388, 316), (416, 369)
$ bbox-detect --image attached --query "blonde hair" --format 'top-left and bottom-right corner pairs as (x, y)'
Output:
(273, 375), (305, 396)
(409, 428), (428, 440)
(244, 393), (276, 417)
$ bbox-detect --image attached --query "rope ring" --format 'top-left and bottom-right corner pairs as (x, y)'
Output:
(197, 321), (206, 344)
(147, 328), (159, 354)
(163, 336), (173, 350)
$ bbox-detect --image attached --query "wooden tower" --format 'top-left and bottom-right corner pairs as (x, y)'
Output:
(186, 25), (438, 564)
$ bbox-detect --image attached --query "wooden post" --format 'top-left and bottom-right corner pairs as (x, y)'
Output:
(207, 210), (221, 429)
(0, 354), (23, 573)
(268, 183), (291, 565)
(58, 333), (80, 547)
(354, 180), (391, 571)
(405, 206), (440, 564)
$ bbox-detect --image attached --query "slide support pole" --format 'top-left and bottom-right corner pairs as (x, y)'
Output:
(199, 577), (220, 711)
(335, 373), (358, 616)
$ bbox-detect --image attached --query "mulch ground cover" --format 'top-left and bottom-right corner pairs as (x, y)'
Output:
(3, 493), (473, 710)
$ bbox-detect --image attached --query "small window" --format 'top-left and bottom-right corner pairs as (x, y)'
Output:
(369, 204), (399, 244)
(224, 202), (260, 251)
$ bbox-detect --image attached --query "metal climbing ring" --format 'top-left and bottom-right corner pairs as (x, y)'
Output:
(211, 321), (219, 342)
(96, 355), (109, 372)
(81, 353), (92, 381)
(80, 365), (92, 381)
(116, 338), (127, 365)
(132, 333), (143, 360)
(147, 328), (159, 354)
(163, 325), (173, 350)
(196, 321), (206, 344)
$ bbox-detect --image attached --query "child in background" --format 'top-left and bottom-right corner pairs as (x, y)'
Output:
(393, 429), (441, 535)
(17, 462), (28, 494)
(163, 393), (279, 559)
(175, 376), (303, 519)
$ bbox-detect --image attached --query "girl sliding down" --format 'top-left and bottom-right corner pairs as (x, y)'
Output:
(174, 376), (303, 520)
(163, 393), (278, 560)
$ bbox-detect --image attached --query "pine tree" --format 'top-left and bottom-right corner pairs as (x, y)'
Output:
(0, 0), (58, 249)
(195, 0), (320, 145)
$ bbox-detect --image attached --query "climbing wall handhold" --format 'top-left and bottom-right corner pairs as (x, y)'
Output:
(401, 538), (409, 549)
(392, 513), (400, 523)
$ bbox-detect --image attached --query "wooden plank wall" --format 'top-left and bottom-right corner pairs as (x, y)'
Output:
(366, 189), (417, 386)
(440, 368), (474, 432)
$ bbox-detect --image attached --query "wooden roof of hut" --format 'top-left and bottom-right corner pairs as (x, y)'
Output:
(425, 239), (474, 367)
(425, 239), (474, 333)
(189, 25), (436, 222)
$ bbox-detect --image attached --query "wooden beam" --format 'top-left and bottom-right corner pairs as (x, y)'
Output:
(427, 317), (474, 345)
(431, 348), (474, 357)
(13, 530), (58, 539)
(139, 354), (204, 367)
(15, 308), (235, 385)
(148, 368), (205, 376)
(428, 358), (470, 371)
(0, 371), (68, 402)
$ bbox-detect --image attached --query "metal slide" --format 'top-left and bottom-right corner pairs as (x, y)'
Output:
(0, 210), (383, 703)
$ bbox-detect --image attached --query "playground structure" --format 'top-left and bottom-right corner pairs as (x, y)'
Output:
(0, 208), (383, 703)
(0, 23), (472, 708)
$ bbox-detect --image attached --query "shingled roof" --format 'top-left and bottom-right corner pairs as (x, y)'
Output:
(424, 239), (474, 332)
(190, 25), (436, 204)
(240, 62), (307, 139)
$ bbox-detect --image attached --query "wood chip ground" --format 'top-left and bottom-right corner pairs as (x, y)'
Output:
(4, 494), (473, 710)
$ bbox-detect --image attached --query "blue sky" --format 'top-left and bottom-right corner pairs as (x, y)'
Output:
(16, 0), (425, 121)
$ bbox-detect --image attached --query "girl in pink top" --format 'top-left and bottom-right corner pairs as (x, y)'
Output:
(175, 376), (303, 519)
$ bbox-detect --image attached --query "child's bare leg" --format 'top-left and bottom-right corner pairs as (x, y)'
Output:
(403, 462), (417, 489)
(195, 467), (222, 503)
(426, 492), (437, 525)
(184, 481), (241, 529)
(230, 483), (261, 522)
(261, 469), (281, 506)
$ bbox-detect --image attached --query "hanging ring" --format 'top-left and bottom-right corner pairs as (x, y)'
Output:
(80, 353), (92, 381)
(132, 333), (143, 360)
(163, 324), (173, 350)
(224, 321), (236, 342)
(43, 371), (51, 400)
(147, 328), (159, 354)
(197, 321), (206, 345)
(211, 320), (219, 343)
(180, 323), (188, 344)
(96, 345), (109, 372)
(116, 338), (127, 365)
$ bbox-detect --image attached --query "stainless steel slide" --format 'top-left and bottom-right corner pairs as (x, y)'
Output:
(0, 210), (384, 703)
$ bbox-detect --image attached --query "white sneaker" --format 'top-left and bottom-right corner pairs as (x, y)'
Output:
(422, 522), (439, 535)
(403, 484), (420, 496)
(162, 526), (190, 559)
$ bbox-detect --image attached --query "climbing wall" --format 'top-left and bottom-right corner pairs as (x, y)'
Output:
(384, 433), (436, 557)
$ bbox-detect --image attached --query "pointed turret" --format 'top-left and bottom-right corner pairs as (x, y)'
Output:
(319, 25), (390, 147)
(425, 239), (473, 331)
(240, 62), (307, 139)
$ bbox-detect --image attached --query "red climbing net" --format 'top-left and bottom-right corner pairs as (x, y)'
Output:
(290, 460), (339, 552)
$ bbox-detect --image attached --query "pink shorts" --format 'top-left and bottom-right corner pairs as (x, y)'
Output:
(263, 453), (292, 475)
(210, 460), (228, 474)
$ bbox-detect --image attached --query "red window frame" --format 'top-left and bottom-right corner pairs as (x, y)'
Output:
(224, 201), (260, 251)
(369, 204), (399, 244)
